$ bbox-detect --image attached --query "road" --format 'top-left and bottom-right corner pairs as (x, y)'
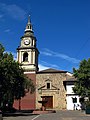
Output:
(3, 110), (90, 120)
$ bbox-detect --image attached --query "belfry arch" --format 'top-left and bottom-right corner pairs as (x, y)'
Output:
(23, 52), (28, 62)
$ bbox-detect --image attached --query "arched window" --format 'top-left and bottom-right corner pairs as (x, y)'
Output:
(28, 25), (30, 29)
(23, 52), (28, 62)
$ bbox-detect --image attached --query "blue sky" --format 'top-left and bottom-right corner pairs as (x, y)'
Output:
(0, 0), (89, 72)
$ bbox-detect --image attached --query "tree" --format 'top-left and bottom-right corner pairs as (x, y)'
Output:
(0, 43), (35, 110)
(73, 58), (90, 99)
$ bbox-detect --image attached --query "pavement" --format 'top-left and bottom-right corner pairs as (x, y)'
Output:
(3, 110), (90, 120)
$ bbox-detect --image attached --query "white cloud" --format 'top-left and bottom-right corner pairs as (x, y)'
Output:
(38, 64), (49, 71)
(4, 29), (10, 33)
(0, 14), (3, 18)
(39, 59), (63, 71)
(40, 51), (52, 56)
(40, 48), (80, 64)
(12, 52), (17, 60)
(41, 60), (60, 68)
(0, 3), (26, 20)
(5, 51), (17, 60)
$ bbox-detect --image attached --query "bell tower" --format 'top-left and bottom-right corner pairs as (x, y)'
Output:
(17, 16), (39, 73)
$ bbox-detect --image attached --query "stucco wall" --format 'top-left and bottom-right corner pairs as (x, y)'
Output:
(13, 73), (36, 110)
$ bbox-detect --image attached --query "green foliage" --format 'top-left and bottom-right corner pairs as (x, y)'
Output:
(0, 43), (4, 59)
(25, 77), (35, 94)
(73, 59), (90, 98)
(0, 43), (35, 109)
(85, 101), (90, 109)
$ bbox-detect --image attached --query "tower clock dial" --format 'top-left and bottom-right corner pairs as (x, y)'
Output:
(24, 39), (30, 45)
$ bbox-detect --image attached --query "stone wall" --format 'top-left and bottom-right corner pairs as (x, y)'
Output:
(36, 72), (68, 110)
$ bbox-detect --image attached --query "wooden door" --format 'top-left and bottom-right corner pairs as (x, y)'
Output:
(42, 96), (53, 109)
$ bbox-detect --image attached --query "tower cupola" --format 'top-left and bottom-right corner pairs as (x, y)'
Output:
(25, 15), (33, 32)
(24, 15), (34, 37)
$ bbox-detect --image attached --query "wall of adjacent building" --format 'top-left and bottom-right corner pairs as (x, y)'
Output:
(66, 83), (81, 110)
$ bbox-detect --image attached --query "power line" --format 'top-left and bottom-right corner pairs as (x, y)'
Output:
(65, 38), (90, 71)
(75, 38), (89, 58)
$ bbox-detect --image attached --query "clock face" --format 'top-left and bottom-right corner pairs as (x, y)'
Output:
(24, 39), (30, 45)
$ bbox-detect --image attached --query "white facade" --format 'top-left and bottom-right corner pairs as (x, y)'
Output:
(66, 81), (81, 110)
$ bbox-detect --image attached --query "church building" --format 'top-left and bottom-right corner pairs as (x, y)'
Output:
(14, 16), (81, 110)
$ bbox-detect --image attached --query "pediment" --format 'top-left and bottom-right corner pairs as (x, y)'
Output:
(38, 84), (59, 90)
(45, 79), (52, 82)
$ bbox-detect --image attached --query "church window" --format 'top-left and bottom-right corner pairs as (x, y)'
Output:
(47, 83), (50, 89)
(23, 52), (28, 62)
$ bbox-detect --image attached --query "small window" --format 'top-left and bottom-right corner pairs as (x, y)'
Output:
(47, 83), (50, 89)
(72, 97), (77, 103)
